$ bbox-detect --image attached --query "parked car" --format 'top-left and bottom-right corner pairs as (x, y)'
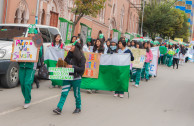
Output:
(0, 24), (62, 88)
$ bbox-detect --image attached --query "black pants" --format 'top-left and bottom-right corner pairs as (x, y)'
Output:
(185, 57), (189, 63)
(173, 58), (179, 69)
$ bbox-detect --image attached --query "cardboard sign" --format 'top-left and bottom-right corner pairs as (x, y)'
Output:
(11, 37), (39, 62)
(149, 47), (159, 76)
(83, 52), (100, 78)
(129, 48), (146, 68)
(32, 33), (43, 48)
(48, 67), (74, 80)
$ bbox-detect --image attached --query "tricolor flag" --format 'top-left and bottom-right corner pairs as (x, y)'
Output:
(44, 47), (65, 86)
(81, 54), (131, 92)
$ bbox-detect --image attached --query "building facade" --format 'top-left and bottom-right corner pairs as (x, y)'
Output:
(1, 0), (141, 40)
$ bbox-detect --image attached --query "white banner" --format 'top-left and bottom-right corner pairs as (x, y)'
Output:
(149, 47), (159, 76)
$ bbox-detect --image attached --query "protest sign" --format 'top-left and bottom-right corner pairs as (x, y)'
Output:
(129, 48), (146, 68)
(83, 52), (100, 78)
(11, 37), (39, 62)
(149, 47), (159, 76)
(48, 67), (74, 80)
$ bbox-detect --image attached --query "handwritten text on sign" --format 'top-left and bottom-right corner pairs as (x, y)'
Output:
(83, 52), (100, 78)
(48, 67), (74, 80)
(11, 37), (39, 62)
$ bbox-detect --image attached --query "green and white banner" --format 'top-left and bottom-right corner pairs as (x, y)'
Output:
(44, 47), (65, 86)
(81, 54), (131, 92)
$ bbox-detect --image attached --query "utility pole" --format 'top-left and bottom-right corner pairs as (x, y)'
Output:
(141, 0), (145, 37)
(35, 0), (40, 24)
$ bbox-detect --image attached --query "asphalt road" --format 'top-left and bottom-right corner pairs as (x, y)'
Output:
(0, 63), (194, 126)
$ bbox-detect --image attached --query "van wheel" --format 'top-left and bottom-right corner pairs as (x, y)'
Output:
(1, 63), (19, 88)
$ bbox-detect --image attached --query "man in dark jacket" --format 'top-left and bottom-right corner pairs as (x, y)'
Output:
(53, 41), (86, 114)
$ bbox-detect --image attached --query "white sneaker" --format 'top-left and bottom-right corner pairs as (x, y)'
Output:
(135, 85), (139, 88)
(114, 94), (118, 97)
(23, 103), (30, 109)
(87, 90), (93, 94)
(119, 94), (124, 98)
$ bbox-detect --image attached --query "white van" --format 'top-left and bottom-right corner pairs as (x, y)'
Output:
(0, 24), (62, 88)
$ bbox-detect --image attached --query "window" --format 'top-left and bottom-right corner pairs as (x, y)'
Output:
(39, 28), (51, 43)
(120, 6), (125, 31)
(0, 26), (27, 41)
(48, 28), (60, 42)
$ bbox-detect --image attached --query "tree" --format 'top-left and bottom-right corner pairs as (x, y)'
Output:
(72, 0), (106, 32)
(140, 0), (190, 41)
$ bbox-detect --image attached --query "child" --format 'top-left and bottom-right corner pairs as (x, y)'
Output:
(114, 40), (134, 98)
(131, 42), (142, 88)
(53, 41), (86, 114)
(141, 42), (153, 82)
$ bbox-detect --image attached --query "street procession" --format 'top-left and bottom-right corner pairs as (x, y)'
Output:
(0, 0), (194, 126)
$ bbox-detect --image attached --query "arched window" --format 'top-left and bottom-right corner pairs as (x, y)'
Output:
(14, 0), (29, 24)
(113, 4), (115, 15)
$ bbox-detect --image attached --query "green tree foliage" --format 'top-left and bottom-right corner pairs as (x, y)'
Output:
(141, 0), (190, 41)
(72, 0), (106, 31)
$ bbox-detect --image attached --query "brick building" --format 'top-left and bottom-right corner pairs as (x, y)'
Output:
(1, 0), (141, 40)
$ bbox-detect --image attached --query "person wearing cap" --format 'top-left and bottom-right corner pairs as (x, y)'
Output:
(19, 24), (43, 109)
(98, 30), (105, 43)
(53, 41), (86, 115)
(141, 41), (153, 82)
(114, 40), (134, 98)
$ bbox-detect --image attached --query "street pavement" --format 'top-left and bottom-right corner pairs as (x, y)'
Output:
(0, 63), (194, 126)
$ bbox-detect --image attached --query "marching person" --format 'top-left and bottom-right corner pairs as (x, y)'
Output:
(131, 42), (143, 88)
(141, 42), (153, 82)
(53, 41), (86, 114)
(172, 44), (180, 69)
(114, 40), (134, 98)
(93, 39), (104, 54)
(179, 44), (186, 65)
(49, 34), (65, 88)
(70, 36), (77, 44)
(18, 24), (43, 109)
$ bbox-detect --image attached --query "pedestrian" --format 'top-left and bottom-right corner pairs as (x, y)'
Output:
(70, 36), (77, 43)
(93, 38), (104, 54)
(98, 30), (105, 42)
(114, 40), (134, 98)
(172, 44), (179, 69)
(49, 34), (65, 88)
(166, 43), (174, 67)
(127, 41), (131, 47)
(104, 39), (112, 54)
(53, 41), (86, 114)
(110, 38), (118, 54)
(83, 36), (92, 52)
(141, 42), (153, 82)
(130, 40), (135, 48)
(131, 42), (142, 88)
(18, 24), (43, 109)
(179, 44), (186, 65)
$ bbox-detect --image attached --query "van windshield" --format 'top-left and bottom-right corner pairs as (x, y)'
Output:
(0, 26), (27, 41)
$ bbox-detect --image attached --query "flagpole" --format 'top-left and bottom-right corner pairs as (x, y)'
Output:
(35, 0), (40, 24)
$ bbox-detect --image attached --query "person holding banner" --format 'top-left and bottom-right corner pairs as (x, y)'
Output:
(131, 42), (143, 88)
(53, 41), (86, 114)
(114, 40), (134, 98)
(130, 40), (135, 48)
(141, 42), (153, 82)
(93, 39), (104, 54)
(110, 38), (118, 53)
(18, 24), (43, 109)
(70, 36), (77, 44)
(49, 34), (65, 88)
